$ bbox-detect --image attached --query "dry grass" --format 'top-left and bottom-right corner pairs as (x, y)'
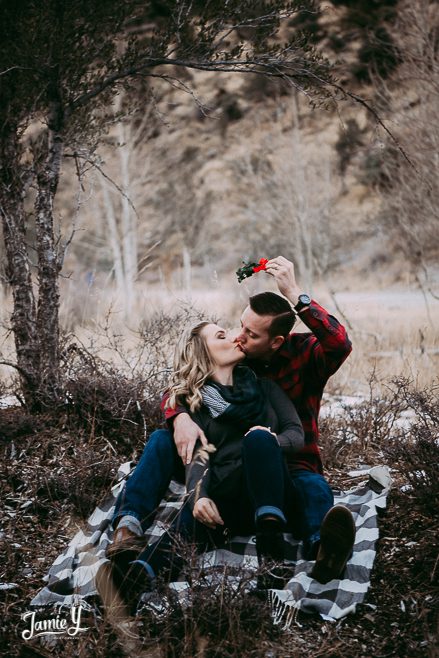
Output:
(1, 368), (438, 657)
(326, 287), (439, 393)
(0, 286), (438, 656)
(2, 275), (438, 394)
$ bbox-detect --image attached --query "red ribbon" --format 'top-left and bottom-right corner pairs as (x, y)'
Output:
(253, 258), (268, 273)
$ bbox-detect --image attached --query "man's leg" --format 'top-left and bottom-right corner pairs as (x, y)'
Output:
(286, 470), (334, 557)
(286, 470), (355, 583)
(112, 428), (184, 534)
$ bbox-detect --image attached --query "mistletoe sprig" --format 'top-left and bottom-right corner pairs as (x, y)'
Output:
(236, 258), (268, 283)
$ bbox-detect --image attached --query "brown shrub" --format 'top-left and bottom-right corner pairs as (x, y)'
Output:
(60, 305), (208, 449)
(382, 378), (439, 514)
(319, 376), (408, 470)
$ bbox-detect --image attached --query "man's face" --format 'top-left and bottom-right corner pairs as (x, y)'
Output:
(233, 306), (283, 360)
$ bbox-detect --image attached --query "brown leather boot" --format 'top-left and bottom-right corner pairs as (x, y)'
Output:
(310, 505), (356, 584)
(106, 526), (146, 560)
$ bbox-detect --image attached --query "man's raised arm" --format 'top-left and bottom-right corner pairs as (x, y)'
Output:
(160, 392), (207, 464)
(265, 256), (352, 378)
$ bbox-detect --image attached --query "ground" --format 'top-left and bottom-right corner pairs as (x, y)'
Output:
(0, 385), (437, 657)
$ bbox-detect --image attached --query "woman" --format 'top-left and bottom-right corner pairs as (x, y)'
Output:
(111, 320), (305, 603)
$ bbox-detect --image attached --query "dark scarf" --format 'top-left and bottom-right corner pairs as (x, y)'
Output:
(200, 365), (267, 428)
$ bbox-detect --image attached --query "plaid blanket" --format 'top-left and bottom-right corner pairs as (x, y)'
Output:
(30, 463), (391, 627)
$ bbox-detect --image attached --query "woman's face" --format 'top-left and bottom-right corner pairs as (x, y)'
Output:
(200, 323), (245, 368)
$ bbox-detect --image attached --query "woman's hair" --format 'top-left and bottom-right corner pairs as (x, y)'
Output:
(166, 321), (215, 413)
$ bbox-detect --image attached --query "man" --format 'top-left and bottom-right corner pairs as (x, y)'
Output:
(109, 256), (354, 585)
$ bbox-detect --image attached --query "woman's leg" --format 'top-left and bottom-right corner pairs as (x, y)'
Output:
(240, 429), (289, 582)
(110, 503), (193, 607)
(240, 429), (334, 555)
(134, 503), (224, 582)
(241, 428), (287, 526)
(112, 429), (184, 533)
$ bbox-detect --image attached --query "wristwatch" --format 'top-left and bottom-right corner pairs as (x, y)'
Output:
(294, 293), (311, 313)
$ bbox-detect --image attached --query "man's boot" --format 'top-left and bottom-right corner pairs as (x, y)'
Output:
(310, 505), (356, 584)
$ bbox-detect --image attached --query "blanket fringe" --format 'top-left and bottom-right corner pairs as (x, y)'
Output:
(268, 590), (301, 630)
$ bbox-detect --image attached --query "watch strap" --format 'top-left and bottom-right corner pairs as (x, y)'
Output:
(294, 294), (311, 313)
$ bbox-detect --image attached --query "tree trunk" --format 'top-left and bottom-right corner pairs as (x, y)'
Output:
(292, 95), (313, 292)
(34, 106), (63, 404)
(118, 120), (137, 317)
(0, 126), (40, 405)
(100, 178), (125, 295)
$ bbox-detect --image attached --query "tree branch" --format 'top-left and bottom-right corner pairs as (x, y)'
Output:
(328, 82), (417, 171)
(0, 66), (33, 77)
(0, 358), (31, 379)
(67, 154), (140, 221)
(68, 54), (325, 113)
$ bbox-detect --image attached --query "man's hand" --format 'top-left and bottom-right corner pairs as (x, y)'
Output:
(245, 425), (277, 439)
(193, 497), (224, 528)
(173, 413), (208, 465)
(265, 256), (301, 306)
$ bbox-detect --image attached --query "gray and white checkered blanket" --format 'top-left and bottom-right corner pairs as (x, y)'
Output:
(31, 463), (391, 627)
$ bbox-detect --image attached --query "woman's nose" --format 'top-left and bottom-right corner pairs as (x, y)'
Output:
(227, 328), (238, 340)
(231, 328), (245, 343)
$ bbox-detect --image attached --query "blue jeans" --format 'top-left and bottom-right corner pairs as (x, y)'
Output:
(241, 429), (334, 556)
(115, 429), (333, 581)
(112, 429), (185, 533)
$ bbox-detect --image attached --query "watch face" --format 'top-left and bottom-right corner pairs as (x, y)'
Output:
(299, 294), (311, 305)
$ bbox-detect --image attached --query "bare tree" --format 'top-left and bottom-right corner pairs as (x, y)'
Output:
(371, 0), (439, 292)
(0, 0), (348, 408)
(96, 94), (160, 316)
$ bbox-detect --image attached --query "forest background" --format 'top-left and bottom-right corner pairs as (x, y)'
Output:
(0, 1), (438, 657)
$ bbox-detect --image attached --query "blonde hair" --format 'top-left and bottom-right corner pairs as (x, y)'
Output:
(166, 321), (215, 413)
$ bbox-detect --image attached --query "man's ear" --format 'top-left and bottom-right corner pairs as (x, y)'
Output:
(271, 335), (285, 351)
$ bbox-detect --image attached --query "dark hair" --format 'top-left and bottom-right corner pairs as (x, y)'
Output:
(249, 292), (296, 338)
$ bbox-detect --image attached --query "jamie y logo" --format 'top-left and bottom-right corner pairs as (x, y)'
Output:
(21, 603), (89, 640)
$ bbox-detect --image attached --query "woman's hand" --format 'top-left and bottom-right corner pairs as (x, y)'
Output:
(245, 425), (277, 439)
(193, 497), (224, 529)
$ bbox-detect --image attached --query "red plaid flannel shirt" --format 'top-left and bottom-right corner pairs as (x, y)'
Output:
(162, 300), (352, 474)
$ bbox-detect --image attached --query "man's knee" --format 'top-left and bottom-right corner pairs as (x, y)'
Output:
(292, 472), (334, 511)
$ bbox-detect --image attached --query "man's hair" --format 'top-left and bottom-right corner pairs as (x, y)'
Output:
(249, 292), (296, 338)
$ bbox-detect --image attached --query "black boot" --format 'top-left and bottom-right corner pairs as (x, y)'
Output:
(110, 558), (154, 613)
(255, 518), (290, 590)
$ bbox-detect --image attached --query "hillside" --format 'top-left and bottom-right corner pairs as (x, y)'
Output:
(56, 69), (380, 290)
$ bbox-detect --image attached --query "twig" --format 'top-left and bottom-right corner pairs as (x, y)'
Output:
(328, 289), (354, 332)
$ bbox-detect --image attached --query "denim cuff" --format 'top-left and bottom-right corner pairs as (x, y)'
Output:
(304, 534), (321, 560)
(113, 513), (143, 535)
(255, 505), (287, 527)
